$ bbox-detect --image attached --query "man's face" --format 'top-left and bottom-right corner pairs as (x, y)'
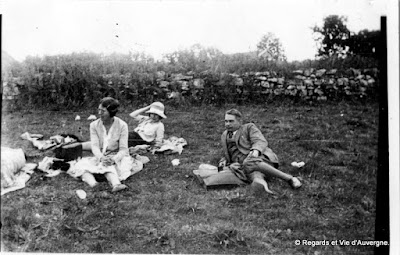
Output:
(224, 114), (241, 132)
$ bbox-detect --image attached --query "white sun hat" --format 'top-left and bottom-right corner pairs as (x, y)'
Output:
(145, 102), (167, 119)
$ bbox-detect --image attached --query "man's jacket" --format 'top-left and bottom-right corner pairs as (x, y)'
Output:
(221, 123), (279, 164)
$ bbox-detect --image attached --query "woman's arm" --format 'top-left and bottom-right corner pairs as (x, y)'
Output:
(90, 122), (103, 159)
(129, 105), (151, 119)
(112, 122), (129, 162)
(153, 123), (165, 148)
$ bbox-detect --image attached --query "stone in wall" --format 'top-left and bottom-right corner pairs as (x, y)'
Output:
(304, 79), (313, 87)
(315, 69), (326, 77)
(172, 73), (193, 81)
(233, 77), (244, 86)
(159, 81), (169, 88)
(326, 69), (337, 75)
(255, 76), (267, 81)
(293, 70), (303, 75)
(350, 68), (362, 76)
(294, 75), (305, 80)
(303, 68), (314, 77)
(367, 78), (375, 85)
(156, 71), (166, 80)
(268, 77), (278, 83)
(260, 81), (270, 88)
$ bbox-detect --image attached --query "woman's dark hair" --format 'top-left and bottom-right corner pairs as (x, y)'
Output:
(100, 97), (120, 117)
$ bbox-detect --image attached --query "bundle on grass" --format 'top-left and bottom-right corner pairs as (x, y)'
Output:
(1, 147), (37, 196)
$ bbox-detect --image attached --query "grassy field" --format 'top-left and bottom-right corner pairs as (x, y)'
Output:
(1, 102), (379, 254)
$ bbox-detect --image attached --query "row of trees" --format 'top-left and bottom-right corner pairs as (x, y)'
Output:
(157, 15), (380, 73)
(312, 15), (380, 59)
(255, 15), (380, 62)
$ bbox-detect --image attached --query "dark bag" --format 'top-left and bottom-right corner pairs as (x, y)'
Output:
(54, 142), (83, 162)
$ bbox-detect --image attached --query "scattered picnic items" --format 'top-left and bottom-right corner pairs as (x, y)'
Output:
(128, 136), (188, 155)
(171, 159), (180, 166)
(152, 136), (187, 155)
(291, 161), (305, 168)
(76, 189), (87, 199)
(12, 130), (152, 195)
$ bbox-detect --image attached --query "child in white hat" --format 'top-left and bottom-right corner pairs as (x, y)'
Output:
(128, 102), (166, 148)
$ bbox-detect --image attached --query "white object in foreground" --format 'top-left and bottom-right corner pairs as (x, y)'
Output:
(75, 115), (81, 121)
(171, 159), (180, 166)
(76, 189), (87, 199)
(291, 161), (305, 168)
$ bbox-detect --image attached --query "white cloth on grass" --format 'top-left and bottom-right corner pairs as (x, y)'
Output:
(1, 147), (37, 195)
(153, 136), (188, 155)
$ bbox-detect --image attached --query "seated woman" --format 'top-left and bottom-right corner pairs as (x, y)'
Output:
(71, 97), (129, 192)
(128, 102), (166, 148)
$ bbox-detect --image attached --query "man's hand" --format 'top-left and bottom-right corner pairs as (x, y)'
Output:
(218, 158), (227, 171)
(247, 150), (260, 158)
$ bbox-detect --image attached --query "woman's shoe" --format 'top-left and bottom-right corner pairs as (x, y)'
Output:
(112, 184), (127, 193)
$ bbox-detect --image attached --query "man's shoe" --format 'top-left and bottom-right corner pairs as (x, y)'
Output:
(288, 177), (302, 189)
(112, 184), (127, 193)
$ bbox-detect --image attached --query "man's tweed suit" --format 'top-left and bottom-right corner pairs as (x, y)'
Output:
(221, 123), (279, 168)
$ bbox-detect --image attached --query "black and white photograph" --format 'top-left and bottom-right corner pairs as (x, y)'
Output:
(1, 0), (398, 254)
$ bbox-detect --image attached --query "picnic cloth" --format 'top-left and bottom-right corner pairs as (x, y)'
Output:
(128, 136), (188, 155)
(1, 146), (37, 195)
(21, 132), (80, 151)
(153, 136), (188, 154)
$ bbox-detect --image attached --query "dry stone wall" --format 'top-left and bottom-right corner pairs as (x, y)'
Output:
(2, 67), (379, 109)
(153, 68), (379, 103)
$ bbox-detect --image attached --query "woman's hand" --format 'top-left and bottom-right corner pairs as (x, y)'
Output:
(100, 156), (115, 166)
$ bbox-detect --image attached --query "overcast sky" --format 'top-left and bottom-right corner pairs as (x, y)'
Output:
(1, 0), (390, 62)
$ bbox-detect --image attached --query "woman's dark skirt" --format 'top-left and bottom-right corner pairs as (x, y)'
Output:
(128, 131), (152, 147)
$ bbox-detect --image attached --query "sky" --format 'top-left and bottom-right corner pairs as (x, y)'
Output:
(1, 0), (390, 62)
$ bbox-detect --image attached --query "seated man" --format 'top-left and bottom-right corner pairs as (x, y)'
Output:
(215, 108), (302, 193)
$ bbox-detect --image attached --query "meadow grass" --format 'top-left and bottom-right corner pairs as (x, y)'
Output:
(1, 102), (378, 254)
